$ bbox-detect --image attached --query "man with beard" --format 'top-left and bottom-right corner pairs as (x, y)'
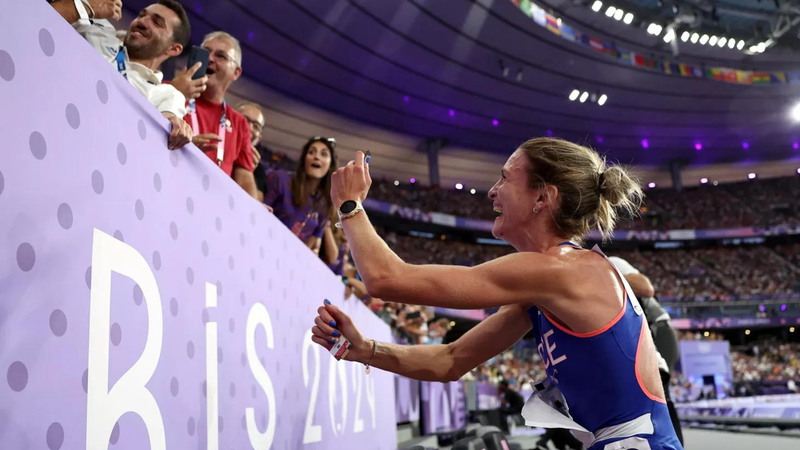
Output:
(171, 32), (258, 198)
(52, 0), (192, 150)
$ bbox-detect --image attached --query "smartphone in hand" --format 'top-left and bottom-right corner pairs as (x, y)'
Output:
(187, 46), (210, 80)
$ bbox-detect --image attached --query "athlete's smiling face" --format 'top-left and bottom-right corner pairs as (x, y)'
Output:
(487, 149), (541, 247)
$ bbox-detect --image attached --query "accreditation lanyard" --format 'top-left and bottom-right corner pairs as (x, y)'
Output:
(115, 45), (127, 79)
(188, 99), (227, 166)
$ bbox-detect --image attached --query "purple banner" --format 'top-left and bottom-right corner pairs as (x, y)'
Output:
(475, 382), (500, 411)
(672, 316), (800, 330)
(421, 380), (467, 434)
(676, 394), (800, 422)
(0, 3), (397, 449)
(395, 376), (420, 423)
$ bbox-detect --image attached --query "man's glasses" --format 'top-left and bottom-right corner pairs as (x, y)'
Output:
(244, 116), (263, 133)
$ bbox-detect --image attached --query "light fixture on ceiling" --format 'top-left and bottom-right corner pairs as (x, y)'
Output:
(592, 1), (603, 12)
(579, 91), (589, 103)
(709, 35), (718, 46)
(699, 34), (709, 45)
(455, 183), (463, 190)
(791, 102), (800, 122)
(690, 32), (699, 43)
(605, 6), (616, 17)
(748, 173), (757, 180)
(598, 94), (608, 106)
(647, 23), (663, 35)
(613, 9), (624, 20)
(648, 182), (656, 188)
(623, 12), (634, 24)
(470, 188), (476, 194)
(757, 42), (766, 53)
(663, 29), (675, 43)
(718, 37), (727, 47)
(700, 178), (708, 184)
(728, 38), (736, 49)
(569, 89), (580, 101)
(681, 31), (690, 42)
(737, 40), (745, 50)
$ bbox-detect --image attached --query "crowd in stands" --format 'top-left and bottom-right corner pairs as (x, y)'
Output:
(369, 176), (800, 231)
(464, 346), (546, 395)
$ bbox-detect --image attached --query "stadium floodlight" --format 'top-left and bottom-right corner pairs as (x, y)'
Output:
(791, 102), (800, 122)
(718, 37), (727, 47)
(393, 180), (400, 186)
(700, 178), (708, 184)
(647, 182), (656, 188)
(748, 173), (756, 180)
(647, 23), (662, 35)
(690, 33), (699, 43)
(569, 89), (580, 101)
(470, 189), (476, 194)
(699, 34), (709, 45)
(592, 1), (603, 12)
(455, 183), (463, 190)
(623, 12), (633, 24)
(728, 38), (736, 49)
(709, 36), (718, 46)
(737, 40), (745, 50)
(605, 6), (616, 17)
(613, 9), (624, 20)
(598, 94), (608, 106)
(663, 29), (675, 43)
(681, 31), (690, 42)
(757, 42), (766, 53)
(579, 91), (589, 103)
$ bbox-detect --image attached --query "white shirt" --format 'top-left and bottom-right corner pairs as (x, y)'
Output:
(72, 19), (186, 117)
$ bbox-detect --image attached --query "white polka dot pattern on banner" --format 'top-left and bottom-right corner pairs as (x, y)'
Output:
(1, 7), (397, 449)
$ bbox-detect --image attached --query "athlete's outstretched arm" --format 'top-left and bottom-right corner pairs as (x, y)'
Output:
(332, 152), (580, 310)
(311, 301), (532, 382)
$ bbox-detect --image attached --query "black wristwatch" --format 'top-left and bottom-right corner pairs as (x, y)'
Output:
(336, 200), (364, 228)
(339, 200), (359, 214)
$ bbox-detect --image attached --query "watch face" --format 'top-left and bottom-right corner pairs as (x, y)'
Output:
(339, 200), (357, 214)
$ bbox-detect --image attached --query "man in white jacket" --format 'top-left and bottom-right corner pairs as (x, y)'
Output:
(50, 0), (193, 149)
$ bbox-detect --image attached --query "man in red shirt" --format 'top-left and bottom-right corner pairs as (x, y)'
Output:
(172, 31), (257, 198)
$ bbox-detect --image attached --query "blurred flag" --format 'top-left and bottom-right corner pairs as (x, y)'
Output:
(545, 14), (561, 35)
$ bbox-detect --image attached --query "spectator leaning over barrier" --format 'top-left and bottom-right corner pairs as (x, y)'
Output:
(236, 102), (268, 201)
(263, 137), (338, 254)
(51, 0), (193, 149)
(170, 31), (258, 198)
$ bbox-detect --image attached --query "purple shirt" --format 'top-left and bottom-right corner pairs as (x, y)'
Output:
(263, 170), (329, 242)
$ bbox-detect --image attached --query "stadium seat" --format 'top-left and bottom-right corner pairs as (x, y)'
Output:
(452, 436), (489, 450)
(481, 430), (511, 450)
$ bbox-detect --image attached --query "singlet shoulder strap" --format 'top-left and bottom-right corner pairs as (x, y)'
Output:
(590, 245), (643, 317)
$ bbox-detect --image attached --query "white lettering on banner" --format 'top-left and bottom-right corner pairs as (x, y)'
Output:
(328, 355), (349, 436)
(86, 229), (166, 450)
(351, 365), (365, 433)
(246, 303), (277, 449)
(364, 367), (377, 428)
(302, 329), (323, 444)
(543, 330), (567, 368)
(206, 283), (219, 450)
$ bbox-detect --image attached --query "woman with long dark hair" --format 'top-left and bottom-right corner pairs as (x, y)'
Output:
(263, 137), (338, 252)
